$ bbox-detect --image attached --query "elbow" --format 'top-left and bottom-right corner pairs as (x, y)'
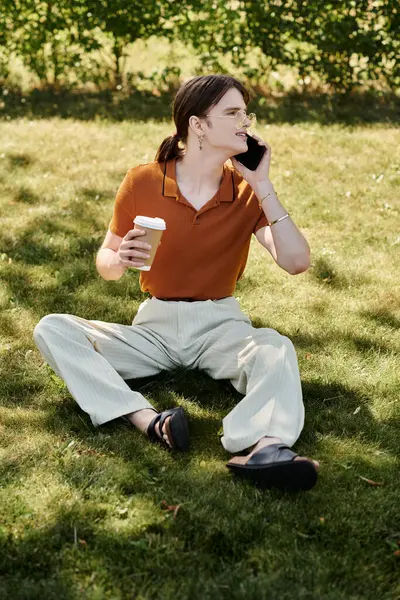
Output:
(95, 257), (106, 280)
(95, 256), (115, 281)
(288, 263), (309, 275)
(286, 254), (311, 275)
(95, 259), (125, 281)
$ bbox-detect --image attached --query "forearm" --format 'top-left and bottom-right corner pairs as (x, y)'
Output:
(254, 181), (310, 274)
(96, 248), (127, 281)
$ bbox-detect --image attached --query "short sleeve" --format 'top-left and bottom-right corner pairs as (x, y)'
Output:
(109, 170), (136, 238)
(253, 209), (268, 234)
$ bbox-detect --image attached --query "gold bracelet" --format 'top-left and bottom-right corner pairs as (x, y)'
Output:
(269, 213), (290, 226)
(257, 190), (276, 209)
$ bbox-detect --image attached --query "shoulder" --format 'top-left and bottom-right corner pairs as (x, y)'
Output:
(126, 161), (165, 186)
(125, 162), (164, 190)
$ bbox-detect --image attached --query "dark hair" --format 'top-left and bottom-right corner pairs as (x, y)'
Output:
(155, 74), (250, 163)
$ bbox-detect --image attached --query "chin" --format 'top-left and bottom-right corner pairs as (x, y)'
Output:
(230, 140), (247, 156)
(237, 136), (248, 149)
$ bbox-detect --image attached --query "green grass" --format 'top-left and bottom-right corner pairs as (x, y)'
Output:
(0, 104), (399, 599)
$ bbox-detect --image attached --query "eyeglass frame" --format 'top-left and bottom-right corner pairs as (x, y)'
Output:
(203, 109), (256, 130)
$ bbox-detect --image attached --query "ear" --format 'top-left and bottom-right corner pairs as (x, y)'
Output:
(188, 115), (204, 136)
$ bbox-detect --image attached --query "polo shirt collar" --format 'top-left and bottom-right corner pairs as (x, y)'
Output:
(162, 158), (235, 203)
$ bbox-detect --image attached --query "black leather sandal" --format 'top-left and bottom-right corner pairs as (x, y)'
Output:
(227, 443), (318, 491)
(147, 407), (190, 452)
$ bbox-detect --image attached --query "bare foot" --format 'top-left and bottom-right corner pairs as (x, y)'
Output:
(155, 416), (172, 447)
(229, 436), (319, 470)
(126, 409), (172, 447)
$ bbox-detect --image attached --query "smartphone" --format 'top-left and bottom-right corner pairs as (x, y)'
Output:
(233, 134), (266, 171)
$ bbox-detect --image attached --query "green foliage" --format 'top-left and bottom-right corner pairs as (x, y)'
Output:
(0, 0), (101, 86)
(0, 0), (398, 91)
(177, 0), (399, 91)
(240, 0), (399, 90)
(173, 0), (243, 73)
(79, 0), (179, 87)
(1, 0), (179, 88)
(126, 66), (182, 94)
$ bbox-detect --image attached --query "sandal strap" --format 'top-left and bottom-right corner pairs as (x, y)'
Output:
(147, 412), (162, 443)
(247, 443), (297, 466)
(147, 407), (183, 445)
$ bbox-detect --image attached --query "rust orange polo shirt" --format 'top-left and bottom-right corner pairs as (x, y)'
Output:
(109, 159), (268, 300)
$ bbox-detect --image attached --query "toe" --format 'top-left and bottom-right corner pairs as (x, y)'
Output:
(157, 416), (172, 447)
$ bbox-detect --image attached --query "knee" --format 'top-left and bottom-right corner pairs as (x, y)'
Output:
(280, 335), (297, 357)
(33, 313), (68, 343)
(257, 330), (297, 358)
(277, 335), (300, 372)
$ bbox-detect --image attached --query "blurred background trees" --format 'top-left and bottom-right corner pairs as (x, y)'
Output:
(0, 0), (398, 93)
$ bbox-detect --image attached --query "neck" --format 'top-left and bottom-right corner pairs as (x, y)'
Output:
(176, 144), (227, 190)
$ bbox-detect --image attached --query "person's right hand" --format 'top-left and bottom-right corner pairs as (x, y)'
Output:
(116, 229), (152, 269)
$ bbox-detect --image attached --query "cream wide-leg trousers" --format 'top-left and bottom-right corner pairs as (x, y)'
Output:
(33, 296), (304, 453)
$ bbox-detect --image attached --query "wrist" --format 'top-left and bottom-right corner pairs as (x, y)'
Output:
(255, 182), (279, 210)
(254, 180), (275, 199)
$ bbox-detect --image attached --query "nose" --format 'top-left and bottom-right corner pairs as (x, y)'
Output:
(241, 113), (252, 128)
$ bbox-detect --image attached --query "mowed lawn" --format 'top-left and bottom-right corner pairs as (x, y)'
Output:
(0, 112), (399, 600)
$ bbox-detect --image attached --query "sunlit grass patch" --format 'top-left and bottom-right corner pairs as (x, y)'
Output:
(0, 114), (399, 599)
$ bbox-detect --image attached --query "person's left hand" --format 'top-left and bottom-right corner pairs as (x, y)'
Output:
(230, 133), (272, 189)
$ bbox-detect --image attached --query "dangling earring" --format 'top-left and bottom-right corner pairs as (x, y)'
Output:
(198, 134), (204, 151)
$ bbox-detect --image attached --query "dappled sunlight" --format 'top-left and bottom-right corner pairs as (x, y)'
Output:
(0, 112), (399, 599)
(101, 494), (169, 535)
(316, 434), (396, 472)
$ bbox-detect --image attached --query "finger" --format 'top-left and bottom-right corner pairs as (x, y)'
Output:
(262, 145), (271, 158)
(130, 242), (152, 251)
(249, 133), (266, 146)
(120, 258), (147, 268)
(251, 134), (269, 148)
(249, 133), (263, 143)
(124, 228), (147, 240)
(122, 240), (152, 251)
(120, 249), (150, 260)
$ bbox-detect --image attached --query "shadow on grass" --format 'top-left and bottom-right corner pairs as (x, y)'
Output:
(1, 313), (399, 598)
(309, 256), (374, 290)
(6, 152), (35, 169)
(0, 209), (106, 263)
(1, 411), (399, 600)
(361, 308), (400, 331)
(0, 311), (18, 337)
(0, 268), (143, 323)
(23, 362), (397, 464)
(1, 88), (399, 125)
(0, 265), (398, 458)
(14, 186), (41, 205)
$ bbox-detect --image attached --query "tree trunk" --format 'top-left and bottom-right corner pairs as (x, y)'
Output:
(113, 38), (122, 89)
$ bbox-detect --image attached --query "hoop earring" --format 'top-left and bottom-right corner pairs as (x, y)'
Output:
(198, 134), (204, 151)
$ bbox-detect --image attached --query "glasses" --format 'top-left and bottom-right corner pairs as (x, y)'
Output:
(204, 109), (256, 130)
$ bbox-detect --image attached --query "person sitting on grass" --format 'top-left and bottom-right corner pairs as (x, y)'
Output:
(34, 74), (319, 492)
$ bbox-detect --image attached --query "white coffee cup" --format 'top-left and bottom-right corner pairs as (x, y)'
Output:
(133, 216), (166, 271)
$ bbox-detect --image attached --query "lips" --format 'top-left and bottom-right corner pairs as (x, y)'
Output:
(236, 132), (247, 139)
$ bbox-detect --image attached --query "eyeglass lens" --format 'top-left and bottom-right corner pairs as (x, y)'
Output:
(235, 111), (256, 128)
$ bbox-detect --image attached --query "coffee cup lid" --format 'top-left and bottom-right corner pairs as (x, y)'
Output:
(133, 216), (166, 230)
